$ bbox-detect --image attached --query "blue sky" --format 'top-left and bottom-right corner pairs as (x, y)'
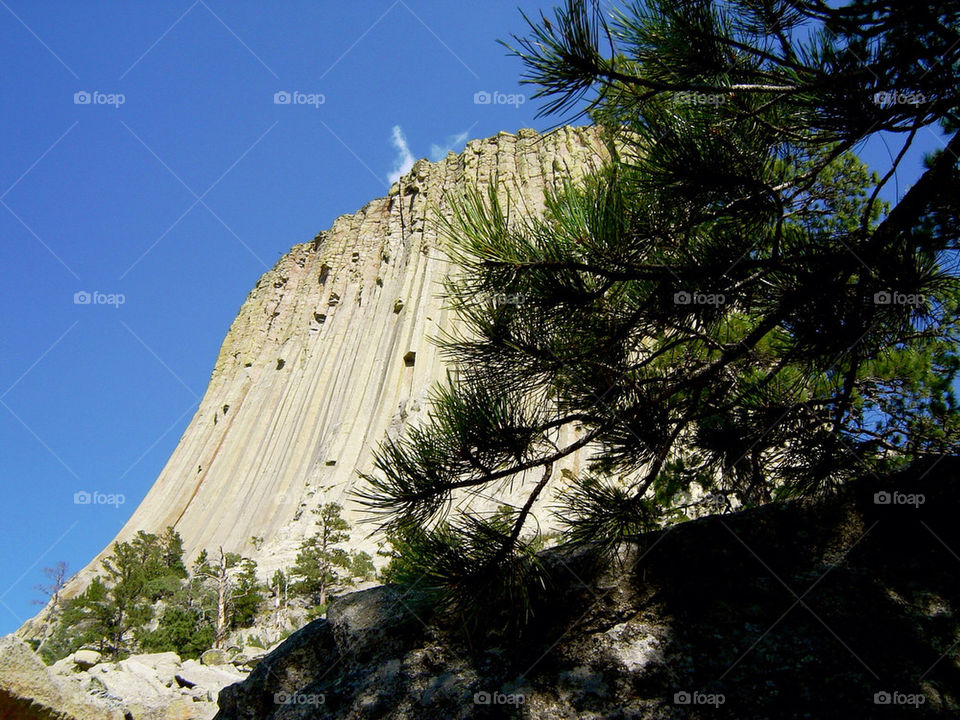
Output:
(0, 1), (948, 637)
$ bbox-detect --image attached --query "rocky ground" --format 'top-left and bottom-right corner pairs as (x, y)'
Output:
(0, 636), (259, 720)
(216, 457), (960, 719)
(4, 457), (958, 719)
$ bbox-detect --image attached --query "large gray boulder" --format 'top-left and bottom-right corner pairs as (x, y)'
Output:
(121, 652), (182, 688)
(71, 650), (101, 671)
(176, 660), (246, 701)
(216, 458), (960, 719)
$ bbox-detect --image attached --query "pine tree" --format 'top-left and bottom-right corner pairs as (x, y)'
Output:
(230, 557), (265, 630)
(357, 0), (960, 621)
(290, 503), (353, 607)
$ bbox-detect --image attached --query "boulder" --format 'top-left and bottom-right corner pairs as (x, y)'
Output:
(121, 652), (181, 687)
(88, 659), (168, 702)
(72, 649), (101, 670)
(175, 660), (245, 700)
(0, 634), (124, 720)
(215, 459), (960, 719)
(200, 649), (230, 666)
(230, 648), (265, 672)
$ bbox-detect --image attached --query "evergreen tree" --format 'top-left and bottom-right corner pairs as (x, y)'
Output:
(43, 527), (190, 660)
(290, 503), (353, 607)
(358, 0), (960, 621)
(230, 557), (266, 630)
(42, 577), (116, 662)
(349, 551), (376, 582)
(140, 604), (215, 659)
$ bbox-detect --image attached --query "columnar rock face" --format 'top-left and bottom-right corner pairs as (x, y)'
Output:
(20, 126), (610, 633)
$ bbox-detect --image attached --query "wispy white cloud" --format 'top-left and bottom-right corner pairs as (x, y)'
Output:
(387, 125), (415, 184)
(429, 130), (470, 162)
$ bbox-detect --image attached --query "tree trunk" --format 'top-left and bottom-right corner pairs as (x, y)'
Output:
(215, 547), (228, 649)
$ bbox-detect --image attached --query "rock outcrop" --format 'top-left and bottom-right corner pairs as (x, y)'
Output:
(18, 126), (610, 643)
(0, 639), (258, 720)
(0, 635), (123, 720)
(215, 457), (960, 719)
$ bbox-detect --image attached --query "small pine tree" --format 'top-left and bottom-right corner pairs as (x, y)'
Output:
(290, 503), (353, 607)
(230, 558), (265, 630)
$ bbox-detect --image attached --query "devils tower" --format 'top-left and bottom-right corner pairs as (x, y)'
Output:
(17, 125), (610, 640)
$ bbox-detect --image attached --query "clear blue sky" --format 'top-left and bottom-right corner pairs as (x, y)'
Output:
(0, 1), (946, 636)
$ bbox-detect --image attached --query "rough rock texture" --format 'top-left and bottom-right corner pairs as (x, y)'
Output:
(0, 635), (123, 720)
(19, 126), (609, 641)
(215, 458), (960, 719)
(0, 641), (246, 720)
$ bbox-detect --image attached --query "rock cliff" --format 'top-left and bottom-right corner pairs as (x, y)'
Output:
(18, 126), (610, 640)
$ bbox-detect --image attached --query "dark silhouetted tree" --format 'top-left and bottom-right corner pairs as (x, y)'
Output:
(358, 0), (960, 622)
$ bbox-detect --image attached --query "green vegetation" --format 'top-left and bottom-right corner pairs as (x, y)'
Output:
(40, 506), (377, 663)
(41, 528), (264, 662)
(289, 502), (376, 607)
(358, 0), (960, 624)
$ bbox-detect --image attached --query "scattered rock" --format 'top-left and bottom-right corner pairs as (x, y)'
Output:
(0, 634), (124, 720)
